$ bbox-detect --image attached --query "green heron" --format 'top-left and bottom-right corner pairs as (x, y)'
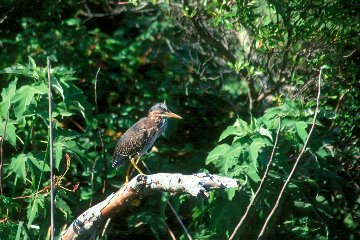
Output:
(112, 102), (182, 181)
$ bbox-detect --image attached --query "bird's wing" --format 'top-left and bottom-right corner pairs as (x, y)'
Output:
(112, 118), (149, 168)
(145, 119), (167, 153)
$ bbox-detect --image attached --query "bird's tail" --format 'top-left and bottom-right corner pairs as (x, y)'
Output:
(112, 154), (129, 168)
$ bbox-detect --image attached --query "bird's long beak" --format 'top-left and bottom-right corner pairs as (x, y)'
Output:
(165, 111), (182, 119)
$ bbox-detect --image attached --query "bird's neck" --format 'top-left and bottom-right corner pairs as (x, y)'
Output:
(149, 115), (165, 121)
(148, 114), (167, 129)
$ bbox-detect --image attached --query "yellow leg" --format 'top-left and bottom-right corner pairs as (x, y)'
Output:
(125, 163), (132, 183)
(130, 158), (143, 174)
(121, 158), (143, 189)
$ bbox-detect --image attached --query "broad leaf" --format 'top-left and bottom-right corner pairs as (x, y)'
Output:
(0, 79), (17, 118)
(51, 77), (65, 100)
(10, 154), (27, 183)
(27, 196), (44, 226)
(28, 153), (50, 172)
(295, 121), (308, 144)
(55, 196), (72, 219)
(249, 138), (269, 168)
(12, 83), (47, 118)
(218, 126), (238, 142)
(205, 144), (231, 165)
(243, 164), (261, 183)
(0, 119), (17, 147)
(259, 126), (273, 141)
(221, 141), (245, 175)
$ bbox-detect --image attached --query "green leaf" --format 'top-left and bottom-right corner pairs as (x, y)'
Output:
(221, 141), (245, 175)
(225, 188), (236, 201)
(316, 145), (334, 158)
(27, 196), (44, 226)
(244, 164), (261, 182)
(295, 121), (308, 144)
(1, 57), (41, 79)
(63, 18), (81, 26)
(54, 141), (65, 169)
(0, 79), (17, 118)
(28, 153), (50, 172)
(0, 119), (17, 147)
(321, 65), (331, 70)
(53, 131), (82, 169)
(15, 221), (23, 240)
(10, 154), (27, 183)
(71, 101), (86, 119)
(51, 77), (64, 100)
(56, 196), (72, 219)
(219, 126), (238, 142)
(205, 144), (231, 165)
(259, 126), (273, 141)
(12, 83), (48, 118)
(249, 139), (264, 167)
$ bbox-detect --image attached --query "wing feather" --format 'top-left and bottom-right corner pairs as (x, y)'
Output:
(112, 118), (149, 168)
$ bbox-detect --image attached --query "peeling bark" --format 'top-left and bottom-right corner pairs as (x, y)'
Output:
(61, 173), (239, 240)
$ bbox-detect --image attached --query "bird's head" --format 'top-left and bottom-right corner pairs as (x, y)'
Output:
(148, 102), (182, 119)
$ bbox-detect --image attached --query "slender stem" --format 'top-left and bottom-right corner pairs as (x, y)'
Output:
(257, 67), (323, 239)
(229, 117), (282, 240)
(0, 100), (10, 195)
(141, 161), (193, 240)
(47, 57), (55, 240)
(0, 100), (11, 195)
(100, 218), (112, 240)
(90, 67), (102, 206)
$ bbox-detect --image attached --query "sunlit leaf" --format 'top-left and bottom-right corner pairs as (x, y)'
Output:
(259, 126), (273, 141)
(205, 144), (231, 165)
(218, 126), (238, 142)
(12, 83), (47, 117)
(0, 78), (17, 118)
(0, 119), (17, 147)
(10, 154), (27, 183)
(295, 121), (308, 144)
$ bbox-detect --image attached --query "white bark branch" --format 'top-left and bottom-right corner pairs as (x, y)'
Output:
(61, 173), (239, 240)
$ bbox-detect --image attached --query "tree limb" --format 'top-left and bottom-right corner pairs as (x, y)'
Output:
(61, 173), (239, 240)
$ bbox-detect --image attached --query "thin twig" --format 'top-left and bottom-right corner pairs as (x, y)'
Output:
(90, 68), (103, 207)
(229, 117), (282, 240)
(100, 218), (111, 240)
(165, 222), (177, 240)
(343, 49), (356, 58)
(257, 67), (323, 239)
(142, 161), (193, 240)
(47, 57), (55, 240)
(0, 100), (11, 195)
(94, 68), (101, 115)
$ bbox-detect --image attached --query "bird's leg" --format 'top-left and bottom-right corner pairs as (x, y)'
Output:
(125, 163), (132, 183)
(130, 158), (143, 174)
(122, 158), (143, 188)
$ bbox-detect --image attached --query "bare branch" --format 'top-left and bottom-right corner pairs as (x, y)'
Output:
(229, 117), (282, 240)
(257, 67), (323, 239)
(190, 16), (236, 65)
(61, 173), (239, 240)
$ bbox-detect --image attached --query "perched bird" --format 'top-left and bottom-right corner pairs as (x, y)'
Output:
(112, 102), (182, 177)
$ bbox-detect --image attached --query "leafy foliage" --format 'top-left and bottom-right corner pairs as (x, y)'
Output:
(0, 0), (358, 239)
